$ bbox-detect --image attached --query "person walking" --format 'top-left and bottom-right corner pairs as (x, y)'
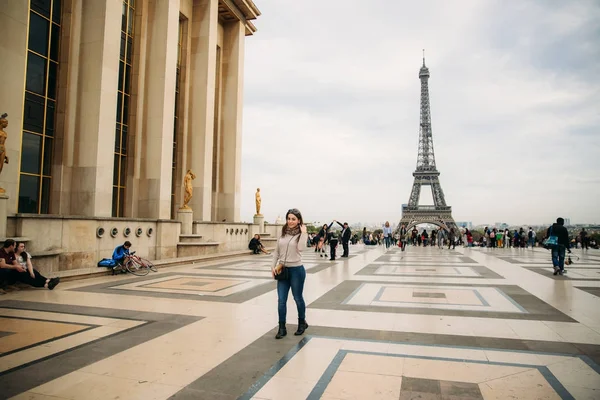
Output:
(466, 228), (473, 247)
(383, 221), (393, 249)
(448, 228), (456, 250)
(437, 227), (446, 249)
(527, 227), (536, 249)
(547, 217), (570, 276)
(580, 228), (588, 250)
(272, 208), (309, 339)
(400, 224), (408, 251)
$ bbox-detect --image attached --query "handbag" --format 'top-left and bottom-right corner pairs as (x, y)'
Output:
(273, 234), (299, 281)
(543, 226), (559, 249)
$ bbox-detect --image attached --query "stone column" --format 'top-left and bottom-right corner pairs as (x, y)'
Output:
(188, 0), (219, 221)
(50, 0), (83, 215)
(216, 20), (245, 222)
(0, 2), (29, 213)
(137, 0), (179, 219)
(69, 0), (122, 216)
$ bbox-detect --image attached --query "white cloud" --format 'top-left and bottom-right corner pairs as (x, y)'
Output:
(239, 0), (600, 226)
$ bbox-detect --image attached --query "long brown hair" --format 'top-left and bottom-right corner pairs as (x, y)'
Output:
(16, 242), (28, 262)
(281, 208), (303, 237)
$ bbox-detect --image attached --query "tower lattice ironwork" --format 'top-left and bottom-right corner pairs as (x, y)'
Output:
(399, 55), (458, 233)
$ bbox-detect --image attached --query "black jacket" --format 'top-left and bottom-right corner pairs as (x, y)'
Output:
(336, 222), (351, 242)
(547, 223), (569, 247)
(248, 238), (260, 250)
(327, 231), (339, 244)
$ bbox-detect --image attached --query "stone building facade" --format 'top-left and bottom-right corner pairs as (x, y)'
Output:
(0, 0), (267, 274)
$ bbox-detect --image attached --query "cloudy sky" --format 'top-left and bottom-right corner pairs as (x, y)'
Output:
(239, 0), (600, 227)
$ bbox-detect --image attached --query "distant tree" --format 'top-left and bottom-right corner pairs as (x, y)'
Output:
(306, 225), (319, 234)
(536, 229), (548, 241)
(471, 230), (485, 242)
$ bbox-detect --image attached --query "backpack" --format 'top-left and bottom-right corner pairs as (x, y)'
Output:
(97, 258), (117, 268)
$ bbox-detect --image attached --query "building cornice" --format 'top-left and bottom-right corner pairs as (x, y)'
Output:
(219, 0), (261, 36)
(232, 0), (261, 20)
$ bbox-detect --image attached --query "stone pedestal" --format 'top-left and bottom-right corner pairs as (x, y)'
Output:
(0, 194), (8, 239)
(253, 214), (264, 233)
(177, 208), (193, 235)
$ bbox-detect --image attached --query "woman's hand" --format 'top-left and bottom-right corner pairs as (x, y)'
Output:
(29, 270), (35, 279)
(271, 268), (277, 279)
(300, 224), (307, 234)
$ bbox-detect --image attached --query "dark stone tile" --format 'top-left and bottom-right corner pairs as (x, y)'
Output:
(400, 391), (441, 400)
(434, 335), (479, 348)
(169, 388), (236, 400)
(401, 377), (441, 394)
(413, 292), (446, 299)
(573, 343), (600, 366)
(473, 337), (529, 351)
(439, 381), (483, 398)
(523, 340), (583, 355)
(577, 287), (600, 298)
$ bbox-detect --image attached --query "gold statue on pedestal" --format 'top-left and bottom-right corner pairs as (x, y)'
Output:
(180, 169), (196, 210)
(0, 114), (10, 195)
(255, 188), (262, 216)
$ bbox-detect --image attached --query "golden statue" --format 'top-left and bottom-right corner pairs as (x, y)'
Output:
(0, 114), (9, 194)
(255, 188), (262, 215)
(180, 169), (196, 210)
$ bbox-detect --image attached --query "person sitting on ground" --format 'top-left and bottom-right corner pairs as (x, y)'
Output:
(249, 234), (270, 255)
(112, 241), (132, 265)
(0, 239), (59, 293)
(15, 242), (60, 290)
(0, 239), (22, 294)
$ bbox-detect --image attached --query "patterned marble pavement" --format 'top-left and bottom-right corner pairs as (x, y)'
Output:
(1, 245), (600, 399)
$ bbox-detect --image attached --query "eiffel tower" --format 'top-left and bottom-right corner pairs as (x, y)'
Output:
(399, 54), (459, 233)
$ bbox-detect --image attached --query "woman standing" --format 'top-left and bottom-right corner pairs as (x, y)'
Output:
(383, 222), (393, 249)
(272, 209), (309, 339)
(315, 223), (330, 257)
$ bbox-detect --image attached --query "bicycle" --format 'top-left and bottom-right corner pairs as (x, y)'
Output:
(112, 252), (158, 276)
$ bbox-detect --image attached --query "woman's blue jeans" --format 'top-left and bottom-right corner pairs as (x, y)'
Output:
(277, 266), (306, 323)
(384, 236), (391, 248)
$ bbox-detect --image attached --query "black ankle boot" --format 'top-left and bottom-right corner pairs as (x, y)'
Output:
(294, 319), (309, 336)
(275, 322), (287, 339)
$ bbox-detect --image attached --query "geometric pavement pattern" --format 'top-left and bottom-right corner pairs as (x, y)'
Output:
(1, 245), (600, 399)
